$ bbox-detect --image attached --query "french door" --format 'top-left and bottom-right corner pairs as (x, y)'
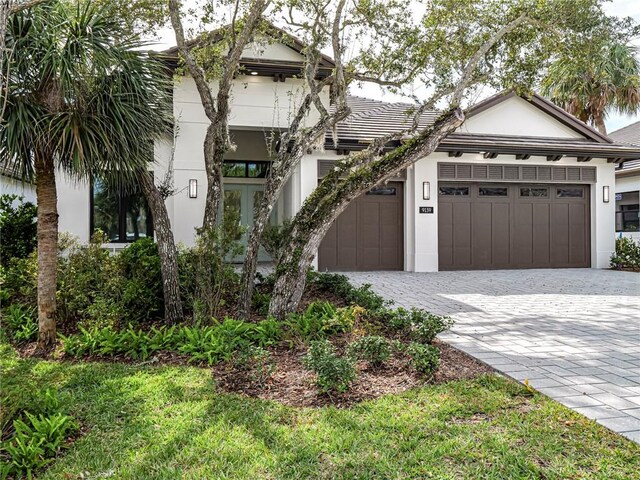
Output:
(223, 184), (271, 262)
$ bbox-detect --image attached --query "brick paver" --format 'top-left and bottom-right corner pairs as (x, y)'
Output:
(346, 269), (640, 443)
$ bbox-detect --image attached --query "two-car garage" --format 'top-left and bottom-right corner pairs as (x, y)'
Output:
(438, 182), (590, 270)
(318, 162), (595, 272)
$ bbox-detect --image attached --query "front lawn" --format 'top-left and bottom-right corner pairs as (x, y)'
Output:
(2, 345), (638, 480)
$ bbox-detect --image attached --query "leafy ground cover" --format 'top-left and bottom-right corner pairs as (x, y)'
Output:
(2, 343), (639, 480)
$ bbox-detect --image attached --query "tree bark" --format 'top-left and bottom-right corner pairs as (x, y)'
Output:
(34, 153), (58, 349)
(237, 172), (281, 317)
(202, 124), (223, 229)
(139, 173), (183, 324)
(593, 113), (607, 135)
(268, 108), (464, 318)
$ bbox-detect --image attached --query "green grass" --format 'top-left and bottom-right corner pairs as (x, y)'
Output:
(2, 344), (638, 480)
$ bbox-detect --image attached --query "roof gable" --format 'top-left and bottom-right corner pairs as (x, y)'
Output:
(462, 91), (611, 143)
(161, 23), (334, 72)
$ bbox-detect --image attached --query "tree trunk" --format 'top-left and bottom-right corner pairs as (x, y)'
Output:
(269, 226), (328, 319)
(593, 113), (607, 136)
(139, 173), (183, 324)
(202, 124), (223, 230)
(237, 176), (281, 318)
(269, 108), (465, 318)
(34, 154), (58, 350)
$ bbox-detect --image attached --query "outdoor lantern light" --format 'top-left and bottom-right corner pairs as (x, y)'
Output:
(189, 179), (198, 198)
(603, 185), (610, 203)
(423, 181), (431, 200)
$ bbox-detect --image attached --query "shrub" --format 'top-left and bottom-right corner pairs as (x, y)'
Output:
(117, 237), (164, 322)
(252, 291), (271, 316)
(410, 310), (454, 344)
(1, 253), (38, 309)
(610, 236), (640, 270)
(285, 301), (359, 342)
(1, 303), (38, 343)
(180, 208), (244, 319)
(260, 219), (291, 261)
(407, 342), (440, 377)
(0, 194), (37, 266)
(310, 272), (390, 312)
(228, 345), (276, 387)
(347, 335), (391, 367)
(303, 340), (356, 393)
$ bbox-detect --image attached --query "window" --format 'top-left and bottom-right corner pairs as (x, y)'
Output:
(556, 187), (584, 198)
(439, 186), (469, 196)
(223, 161), (270, 178)
(616, 191), (640, 232)
(520, 187), (549, 197)
(91, 178), (153, 243)
(366, 187), (397, 196)
(479, 187), (508, 197)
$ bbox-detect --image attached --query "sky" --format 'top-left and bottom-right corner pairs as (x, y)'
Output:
(152, 0), (640, 134)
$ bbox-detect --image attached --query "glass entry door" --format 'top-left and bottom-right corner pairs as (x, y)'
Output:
(223, 184), (271, 262)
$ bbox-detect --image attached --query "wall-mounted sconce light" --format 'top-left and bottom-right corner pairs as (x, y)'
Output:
(603, 185), (610, 203)
(422, 181), (430, 200)
(250, 71), (259, 76)
(189, 179), (198, 198)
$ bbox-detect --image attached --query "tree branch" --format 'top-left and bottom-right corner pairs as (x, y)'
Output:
(167, 0), (217, 122)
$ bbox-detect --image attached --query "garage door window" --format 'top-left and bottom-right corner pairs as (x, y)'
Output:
(479, 187), (508, 197)
(439, 186), (469, 196)
(520, 187), (549, 197)
(366, 187), (397, 195)
(557, 187), (584, 198)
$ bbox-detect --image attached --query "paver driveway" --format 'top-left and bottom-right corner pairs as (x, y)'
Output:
(346, 269), (640, 443)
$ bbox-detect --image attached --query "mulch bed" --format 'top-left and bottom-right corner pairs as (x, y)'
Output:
(610, 267), (640, 273)
(212, 339), (494, 408)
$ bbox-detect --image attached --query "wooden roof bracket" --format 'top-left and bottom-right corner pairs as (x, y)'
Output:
(546, 155), (563, 162)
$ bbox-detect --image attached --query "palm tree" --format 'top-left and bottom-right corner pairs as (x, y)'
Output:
(542, 41), (640, 135)
(1, 1), (174, 348)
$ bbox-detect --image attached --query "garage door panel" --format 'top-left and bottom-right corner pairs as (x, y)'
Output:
(438, 203), (454, 269)
(569, 203), (588, 266)
(532, 204), (551, 266)
(439, 182), (589, 270)
(452, 202), (472, 268)
(319, 182), (403, 271)
(551, 203), (570, 266)
(472, 203), (492, 267)
(513, 203), (533, 266)
(492, 202), (511, 267)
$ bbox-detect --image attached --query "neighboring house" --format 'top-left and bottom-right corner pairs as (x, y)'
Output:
(5, 34), (640, 271)
(610, 121), (640, 241)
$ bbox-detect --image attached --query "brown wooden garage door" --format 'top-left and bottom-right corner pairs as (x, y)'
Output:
(319, 182), (404, 271)
(438, 183), (590, 270)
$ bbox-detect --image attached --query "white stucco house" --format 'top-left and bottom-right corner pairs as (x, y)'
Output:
(3, 33), (640, 270)
(610, 122), (640, 241)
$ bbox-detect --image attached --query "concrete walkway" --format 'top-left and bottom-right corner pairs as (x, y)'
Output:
(346, 269), (640, 443)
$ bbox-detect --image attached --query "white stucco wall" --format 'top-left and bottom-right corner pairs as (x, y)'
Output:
(0, 176), (36, 204)
(460, 96), (584, 139)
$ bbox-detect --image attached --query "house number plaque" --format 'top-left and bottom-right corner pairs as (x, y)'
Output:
(419, 206), (434, 214)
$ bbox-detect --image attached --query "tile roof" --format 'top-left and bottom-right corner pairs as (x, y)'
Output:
(325, 94), (640, 161)
(610, 121), (640, 147)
